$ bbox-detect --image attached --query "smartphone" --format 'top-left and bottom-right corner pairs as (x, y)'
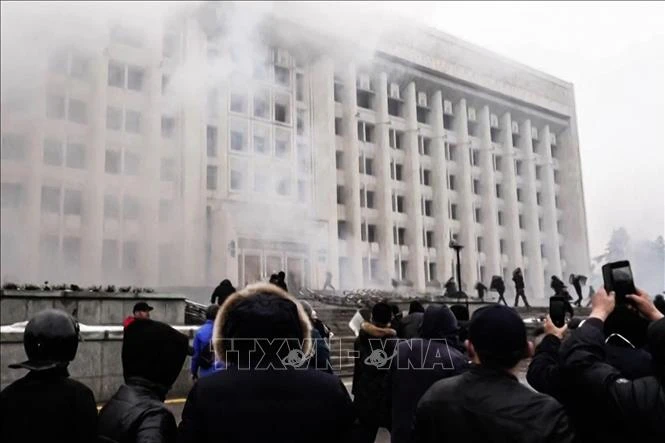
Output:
(549, 297), (567, 327)
(602, 260), (637, 304)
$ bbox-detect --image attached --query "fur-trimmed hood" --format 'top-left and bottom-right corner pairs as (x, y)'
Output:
(213, 282), (312, 367)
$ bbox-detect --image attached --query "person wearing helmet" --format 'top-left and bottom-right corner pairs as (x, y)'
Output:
(0, 309), (97, 443)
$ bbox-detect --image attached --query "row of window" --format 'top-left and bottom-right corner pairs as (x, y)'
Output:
(206, 123), (298, 159)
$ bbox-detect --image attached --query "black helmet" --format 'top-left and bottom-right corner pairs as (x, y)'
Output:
(9, 309), (80, 371)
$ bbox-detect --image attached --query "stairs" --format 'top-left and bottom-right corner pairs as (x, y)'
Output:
(309, 302), (358, 378)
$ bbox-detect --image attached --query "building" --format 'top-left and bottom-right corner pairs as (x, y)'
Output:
(0, 3), (590, 301)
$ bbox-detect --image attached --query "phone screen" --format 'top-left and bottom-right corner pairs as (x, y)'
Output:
(612, 265), (636, 301)
(549, 298), (566, 327)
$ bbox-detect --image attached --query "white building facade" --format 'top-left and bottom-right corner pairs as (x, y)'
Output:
(0, 5), (590, 302)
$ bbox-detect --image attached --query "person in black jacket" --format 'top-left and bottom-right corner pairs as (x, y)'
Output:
(398, 301), (425, 339)
(490, 275), (507, 306)
(177, 282), (353, 443)
(210, 279), (236, 305)
(561, 287), (665, 443)
(98, 319), (189, 443)
(414, 304), (575, 443)
(352, 302), (398, 443)
(0, 309), (97, 443)
(390, 305), (468, 443)
(512, 267), (530, 307)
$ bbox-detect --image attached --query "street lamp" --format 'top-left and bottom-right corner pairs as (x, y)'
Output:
(449, 239), (468, 310)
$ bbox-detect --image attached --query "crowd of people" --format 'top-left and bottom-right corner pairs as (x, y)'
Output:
(1, 271), (664, 443)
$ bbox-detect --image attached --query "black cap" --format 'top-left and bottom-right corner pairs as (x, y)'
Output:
(133, 302), (154, 313)
(468, 305), (527, 368)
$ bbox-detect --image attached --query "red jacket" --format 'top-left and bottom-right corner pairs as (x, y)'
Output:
(123, 316), (136, 328)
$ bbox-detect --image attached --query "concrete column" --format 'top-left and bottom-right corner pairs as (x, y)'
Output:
(500, 113), (523, 288)
(478, 106), (500, 280)
(403, 82), (426, 289)
(519, 120), (545, 300)
(454, 99), (476, 293)
(309, 56), (340, 287)
(558, 122), (590, 277)
(431, 91), (453, 285)
(341, 63), (362, 288)
(539, 125), (562, 282)
(375, 72), (395, 286)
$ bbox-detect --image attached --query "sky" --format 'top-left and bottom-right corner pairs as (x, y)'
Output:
(358, 1), (664, 257)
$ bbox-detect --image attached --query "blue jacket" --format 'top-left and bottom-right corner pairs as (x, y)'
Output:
(191, 321), (223, 378)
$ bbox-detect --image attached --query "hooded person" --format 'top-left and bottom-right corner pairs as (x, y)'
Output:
(210, 279), (236, 305)
(98, 319), (189, 443)
(0, 309), (97, 443)
(177, 283), (353, 443)
(389, 305), (469, 443)
(269, 271), (288, 292)
(398, 301), (425, 339)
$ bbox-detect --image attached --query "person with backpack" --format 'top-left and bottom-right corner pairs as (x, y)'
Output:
(192, 305), (222, 380)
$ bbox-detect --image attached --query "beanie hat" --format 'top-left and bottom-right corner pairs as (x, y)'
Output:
(372, 302), (392, 325)
(468, 305), (527, 369)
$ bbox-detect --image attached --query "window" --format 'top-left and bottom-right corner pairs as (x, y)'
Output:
(521, 241), (526, 256)
(206, 165), (217, 190)
(499, 239), (505, 254)
(366, 191), (375, 209)
(206, 125), (217, 157)
(443, 114), (454, 130)
(162, 117), (176, 138)
(230, 119), (248, 152)
(108, 62), (125, 87)
(122, 241), (138, 271)
(230, 160), (247, 191)
(106, 106), (122, 131)
(357, 90), (373, 110)
(102, 239), (118, 271)
(336, 186), (345, 205)
(538, 217), (543, 231)
(400, 260), (408, 280)
(297, 110), (306, 135)
(551, 145), (558, 159)
(63, 189), (82, 215)
(104, 195), (119, 219)
(535, 166), (542, 180)
(46, 95), (65, 119)
(123, 195), (140, 220)
(361, 223), (377, 243)
(127, 66), (144, 91)
(335, 118), (343, 135)
(334, 81), (343, 103)
(421, 169), (432, 186)
(428, 262), (437, 281)
(536, 192), (542, 205)
(470, 149), (479, 166)
(125, 110), (141, 134)
(297, 180), (307, 202)
(495, 183), (502, 199)
(253, 125), (270, 155)
(394, 227), (406, 245)
(391, 162), (403, 181)
(418, 136), (431, 156)
(358, 121), (375, 143)
(396, 195), (405, 213)
(424, 230), (434, 248)
(450, 203), (458, 220)
(448, 174), (456, 190)
(516, 188), (523, 202)
(253, 90), (269, 119)
(417, 107), (429, 124)
(105, 150), (121, 174)
(274, 94), (290, 124)
(512, 133), (520, 148)
(387, 96), (401, 116)
(554, 170), (560, 184)
(423, 199), (433, 217)
(1, 183), (24, 209)
(296, 73), (305, 102)
(66, 143), (85, 169)
(494, 155), (502, 172)
(43, 139), (63, 165)
(230, 92), (247, 114)
(62, 237), (81, 268)
(514, 160), (522, 176)
(541, 244), (546, 258)
(518, 214), (524, 229)
(498, 211), (504, 226)
(68, 99), (87, 124)
(490, 126), (500, 143)
(274, 66), (290, 87)
(473, 179), (480, 195)
(389, 129), (402, 149)
(41, 186), (61, 213)
(445, 143), (456, 161)
(162, 75), (170, 94)
(335, 151), (343, 170)
(557, 220), (562, 234)
(474, 207), (482, 223)
(360, 157), (373, 175)
(160, 158), (175, 181)
(124, 151), (140, 176)
(275, 130), (291, 158)
(338, 221), (348, 240)
(555, 196), (560, 208)
(476, 236), (483, 253)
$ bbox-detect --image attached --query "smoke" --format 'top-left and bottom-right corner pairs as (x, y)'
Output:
(1, 1), (402, 289)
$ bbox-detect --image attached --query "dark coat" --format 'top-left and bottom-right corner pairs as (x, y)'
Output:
(561, 317), (665, 443)
(390, 305), (468, 443)
(211, 280), (236, 305)
(398, 312), (424, 339)
(177, 367), (354, 443)
(0, 367), (97, 443)
(98, 319), (189, 443)
(415, 366), (575, 443)
(352, 328), (398, 428)
(512, 271), (525, 290)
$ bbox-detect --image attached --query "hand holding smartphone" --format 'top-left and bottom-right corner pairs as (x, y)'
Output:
(602, 260), (637, 305)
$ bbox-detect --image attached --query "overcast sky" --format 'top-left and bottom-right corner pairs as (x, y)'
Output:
(358, 1), (664, 256)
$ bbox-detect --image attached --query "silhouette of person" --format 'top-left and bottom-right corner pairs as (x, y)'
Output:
(323, 272), (335, 291)
(490, 276), (507, 306)
(512, 268), (530, 308)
